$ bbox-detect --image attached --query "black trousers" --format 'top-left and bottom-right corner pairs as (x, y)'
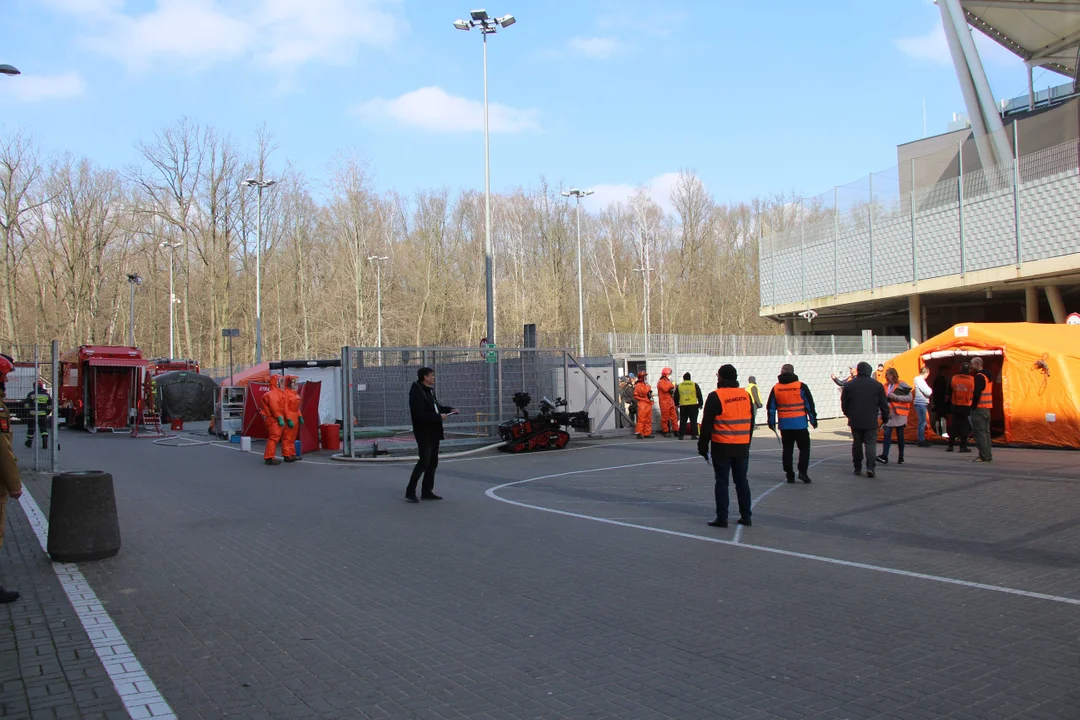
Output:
(781, 428), (810, 477)
(851, 428), (877, 471)
(407, 436), (440, 496)
(678, 407), (699, 438)
(26, 415), (49, 443)
(712, 454), (751, 521)
(948, 409), (970, 449)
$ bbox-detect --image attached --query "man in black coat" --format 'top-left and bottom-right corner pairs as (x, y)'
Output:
(406, 367), (456, 503)
(841, 361), (890, 478)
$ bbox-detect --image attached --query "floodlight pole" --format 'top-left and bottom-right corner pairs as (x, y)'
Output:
(160, 242), (181, 359)
(562, 188), (593, 357)
(368, 256), (389, 366)
(127, 273), (142, 347)
(242, 178), (277, 364)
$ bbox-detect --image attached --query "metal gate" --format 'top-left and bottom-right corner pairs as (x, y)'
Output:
(5, 340), (60, 473)
(339, 347), (629, 458)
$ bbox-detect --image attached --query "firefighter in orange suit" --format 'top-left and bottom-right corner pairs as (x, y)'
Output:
(698, 364), (754, 528)
(633, 371), (654, 439)
(656, 368), (678, 437)
(281, 375), (303, 463)
(0, 354), (24, 603)
(260, 375), (286, 465)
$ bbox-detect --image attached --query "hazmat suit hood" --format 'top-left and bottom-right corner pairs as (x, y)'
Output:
(856, 362), (873, 377)
(268, 375), (282, 390)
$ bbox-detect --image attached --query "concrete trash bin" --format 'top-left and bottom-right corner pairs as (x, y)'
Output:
(47, 470), (122, 563)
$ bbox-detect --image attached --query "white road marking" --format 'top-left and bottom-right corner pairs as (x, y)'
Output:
(733, 454), (840, 543)
(486, 457), (1080, 607)
(17, 489), (177, 720)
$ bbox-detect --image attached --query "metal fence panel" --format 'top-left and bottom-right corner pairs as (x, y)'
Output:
(4, 342), (59, 473)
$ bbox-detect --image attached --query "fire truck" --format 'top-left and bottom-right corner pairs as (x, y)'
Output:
(59, 346), (148, 431)
(149, 358), (200, 376)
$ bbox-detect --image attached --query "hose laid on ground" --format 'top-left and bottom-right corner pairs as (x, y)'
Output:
(152, 434), (221, 448)
(330, 441), (507, 462)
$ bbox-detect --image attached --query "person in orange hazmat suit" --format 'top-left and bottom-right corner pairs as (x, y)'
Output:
(657, 367), (678, 437)
(260, 375), (286, 465)
(281, 375), (303, 462)
(634, 370), (654, 438)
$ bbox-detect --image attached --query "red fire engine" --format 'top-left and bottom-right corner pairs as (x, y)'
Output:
(60, 346), (148, 431)
(149, 358), (200, 376)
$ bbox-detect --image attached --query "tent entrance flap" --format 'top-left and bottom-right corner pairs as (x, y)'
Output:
(920, 349), (1003, 362)
(920, 353), (1006, 440)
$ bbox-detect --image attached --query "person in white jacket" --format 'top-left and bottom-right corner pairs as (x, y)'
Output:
(913, 365), (933, 447)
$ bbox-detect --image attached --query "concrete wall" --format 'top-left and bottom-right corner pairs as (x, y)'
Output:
(643, 353), (896, 422)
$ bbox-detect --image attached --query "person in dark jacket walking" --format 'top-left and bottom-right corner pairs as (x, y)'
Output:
(698, 364), (754, 528)
(841, 362), (890, 478)
(766, 364), (818, 483)
(405, 367), (457, 503)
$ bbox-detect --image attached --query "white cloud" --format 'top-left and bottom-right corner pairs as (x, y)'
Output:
(0, 73), (87, 103)
(44, 0), (403, 72)
(567, 37), (624, 60)
(896, 20), (1021, 68)
(585, 172), (682, 214)
(354, 86), (541, 134)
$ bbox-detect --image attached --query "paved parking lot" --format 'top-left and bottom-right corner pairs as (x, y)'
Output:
(2, 424), (1079, 719)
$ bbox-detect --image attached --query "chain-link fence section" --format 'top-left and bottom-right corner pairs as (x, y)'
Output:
(3, 341), (60, 473)
(760, 132), (1080, 308)
(340, 347), (624, 458)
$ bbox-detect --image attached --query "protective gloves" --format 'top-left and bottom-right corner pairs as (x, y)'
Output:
(277, 416), (285, 427)
(286, 419), (295, 429)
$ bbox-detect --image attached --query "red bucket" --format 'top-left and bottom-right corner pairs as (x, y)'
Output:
(319, 423), (341, 451)
(170, 418), (184, 431)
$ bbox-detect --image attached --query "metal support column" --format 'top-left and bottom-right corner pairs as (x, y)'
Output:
(50, 340), (59, 472)
(341, 347), (352, 457)
(958, 143), (966, 277)
(1012, 120), (1022, 267)
(1025, 286), (1039, 323)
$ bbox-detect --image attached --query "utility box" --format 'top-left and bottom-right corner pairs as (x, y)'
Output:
(215, 386), (245, 438)
(553, 366), (618, 434)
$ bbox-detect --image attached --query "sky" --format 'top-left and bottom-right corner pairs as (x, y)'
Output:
(0, 0), (1070, 212)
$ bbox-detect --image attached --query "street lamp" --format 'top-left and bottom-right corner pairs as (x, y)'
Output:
(367, 255), (390, 366)
(126, 273), (142, 347)
(159, 241), (182, 359)
(561, 188), (593, 357)
(453, 8), (516, 350)
(241, 177), (277, 364)
(0, 65), (19, 76)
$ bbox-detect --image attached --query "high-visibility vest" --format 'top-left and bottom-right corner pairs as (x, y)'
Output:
(710, 388), (753, 444)
(677, 381), (698, 406)
(874, 370), (885, 384)
(28, 393), (50, 416)
(975, 372), (993, 410)
(887, 383), (911, 418)
(951, 374), (974, 407)
(772, 381), (805, 420)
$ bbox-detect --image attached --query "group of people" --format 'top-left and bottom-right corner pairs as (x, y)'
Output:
(619, 369), (764, 441)
(259, 374), (305, 465)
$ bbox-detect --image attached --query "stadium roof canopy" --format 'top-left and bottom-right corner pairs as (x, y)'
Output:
(960, 0), (1080, 76)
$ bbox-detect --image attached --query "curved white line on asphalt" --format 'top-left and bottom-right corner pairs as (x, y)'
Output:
(732, 454), (841, 543)
(18, 489), (178, 719)
(485, 458), (1080, 607)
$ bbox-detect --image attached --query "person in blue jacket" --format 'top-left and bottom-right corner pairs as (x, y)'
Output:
(766, 363), (818, 483)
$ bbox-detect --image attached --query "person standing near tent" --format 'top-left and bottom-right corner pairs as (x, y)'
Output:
(913, 365), (932, 447)
(841, 362), (890, 478)
(970, 357), (994, 463)
(0, 354), (24, 603)
(675, 372), (703, 440)
(619, 375), (636, 425)
(766, 363), (818, 483)
(878, 368), (912, 465)
(406, 367), (457, 503)
(633, 371), (654, 439)
(281, 375), (303, 463)
(698, 364), (754, 528)
(24, 381), (50, 449)
(931, 368), (950, 438)
(260, 375), (286, 465)
(831, 366), (857, 388)
(874, 364), (886, 385)
(947, 363), (974, 454)
(656, 368), (678, 437)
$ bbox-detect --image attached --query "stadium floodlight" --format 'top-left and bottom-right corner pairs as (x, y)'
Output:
(498, 14), (515, 28)
(453, 19), (471, 30)
(0, 64), (20, 76)
(240, 177), (278, 363)
(470, 9), (489, 21)
(561, 188), (594, 357)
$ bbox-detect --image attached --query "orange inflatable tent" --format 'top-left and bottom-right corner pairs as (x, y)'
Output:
(883, 323), (1080, 449)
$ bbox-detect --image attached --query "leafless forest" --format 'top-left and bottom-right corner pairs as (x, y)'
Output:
(1, 119), (786, 368)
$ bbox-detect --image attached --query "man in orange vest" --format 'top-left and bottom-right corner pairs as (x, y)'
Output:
(281, 375), (303, 463)
(633, 371), (654, 439)
(969, 357), (994, 463)
(766, 363), (818, 483)
(260, 375), (286, 465)
(656, 368), (678, 437)
(947, 363), (974, 454)
(698, 364), (754, 528)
